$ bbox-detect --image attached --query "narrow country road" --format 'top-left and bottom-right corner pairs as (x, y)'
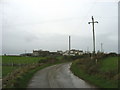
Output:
(27, 63), (97, 89)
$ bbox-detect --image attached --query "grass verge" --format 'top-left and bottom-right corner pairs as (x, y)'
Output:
(70, 57), (118, 88)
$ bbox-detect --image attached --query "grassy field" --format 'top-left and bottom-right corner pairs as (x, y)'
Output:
(70, 56), (119, 88)
(2, 56), (46, 77)
(99, 57), (118, 72)
(2, 56), (46, 64)
(2, 66), (18, 77)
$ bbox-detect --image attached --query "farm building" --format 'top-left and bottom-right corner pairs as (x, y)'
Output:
(33, 50), (50, 56)
(63, 49), (84, 56)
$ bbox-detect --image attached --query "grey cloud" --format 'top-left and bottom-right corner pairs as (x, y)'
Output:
(1, 0), (118, 54)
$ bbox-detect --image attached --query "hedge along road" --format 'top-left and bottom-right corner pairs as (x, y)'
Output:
(27, 62), (97, 88)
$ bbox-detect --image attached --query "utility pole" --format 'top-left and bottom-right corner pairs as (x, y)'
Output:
(101, 43), (103, 52)
(88, 16), (98, 55)
(101, 43), (104, 53)
(25, 50), (26, 54)
(69, 36), (71, 55)
(87, 47), (89, 53)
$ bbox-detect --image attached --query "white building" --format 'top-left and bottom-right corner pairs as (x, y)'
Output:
(63, 49), (84, 56)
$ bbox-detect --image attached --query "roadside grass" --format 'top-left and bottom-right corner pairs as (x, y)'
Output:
(0, 66), (1, 78)
(2, 66), (19, 77)
(10, 63), (60, 88)
(0, 56), (2, 78)
(70, 56), (119, 88)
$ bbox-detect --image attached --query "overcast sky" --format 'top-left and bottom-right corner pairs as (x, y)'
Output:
(0, 0), (119, 55)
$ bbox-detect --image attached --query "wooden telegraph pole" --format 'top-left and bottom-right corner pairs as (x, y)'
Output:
(88, 16), (98, 56)
(69, 36), (71, 55)
(101, 43), (103, 53)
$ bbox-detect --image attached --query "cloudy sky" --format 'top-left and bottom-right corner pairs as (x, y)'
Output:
(0, 0), (119, 55)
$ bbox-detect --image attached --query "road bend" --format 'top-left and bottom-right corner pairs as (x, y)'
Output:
(27, 62), (97, 89)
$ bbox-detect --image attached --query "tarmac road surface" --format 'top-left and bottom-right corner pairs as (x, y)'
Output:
(27, 62), (97, 89)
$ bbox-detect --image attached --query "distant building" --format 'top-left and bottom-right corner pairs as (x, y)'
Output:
(33, 50), (50, 57)
(32, 50), (62, 56)
(70, 49), (83, 56)
(107, 52), (117, 56)
(33, 50), (41, 56)
(20, 53), (32, 56)
(20, 49), (84, 57)
(63, 49), (84, 56)
(57, 50), (63, 54)
(63, 50), (69, 56)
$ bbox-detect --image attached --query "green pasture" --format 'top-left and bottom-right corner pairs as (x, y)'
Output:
(99, 56), (118, 72)
(2, 66), (18, 77)
(2, 56), (46, 77)
(2, 56), (46, 64)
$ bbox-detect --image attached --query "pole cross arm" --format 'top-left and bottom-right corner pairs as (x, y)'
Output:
(94, 21), (98, 23)
(88, 21), (98, 24)
(88, 22), (91, 24)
